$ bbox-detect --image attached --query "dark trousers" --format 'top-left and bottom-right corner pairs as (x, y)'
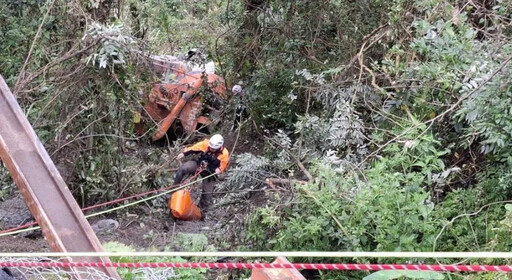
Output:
(173, 160), (215, 209)
(232, 105), (248, 130)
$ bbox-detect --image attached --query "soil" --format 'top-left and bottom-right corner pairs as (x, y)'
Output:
(0, 127), (267, 279)
(0, 129), (267, 254)
(0, 236), (49, 252)
(0, 191), (266, 263)
(0, 189), (266, 257)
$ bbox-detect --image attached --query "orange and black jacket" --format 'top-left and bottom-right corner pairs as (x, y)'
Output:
(183, 139), (230, 173)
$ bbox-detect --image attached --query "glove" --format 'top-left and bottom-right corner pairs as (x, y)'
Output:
(215, 168), (222, 175)
(176, 153), (184, 160)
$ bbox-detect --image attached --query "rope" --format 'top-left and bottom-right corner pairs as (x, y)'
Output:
(1, 112), (244, 236)
(1, 252), (512, 259)
(0, 261), (511, 272)
(1, 88), (246, 236)
(0, 173), (214, 237)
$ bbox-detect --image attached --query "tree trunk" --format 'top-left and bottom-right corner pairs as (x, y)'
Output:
(236, 0), (268, 74)
(89, 0), (114, 23)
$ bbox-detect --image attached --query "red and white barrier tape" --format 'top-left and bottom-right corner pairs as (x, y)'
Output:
(3, 251), (512, 259)
(1, 262), (512, 272)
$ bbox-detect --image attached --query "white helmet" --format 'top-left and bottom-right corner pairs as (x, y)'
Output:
(232, 85), (242, 95)
(208, 134), (224, 150)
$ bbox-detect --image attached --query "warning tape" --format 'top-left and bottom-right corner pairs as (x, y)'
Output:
(2, 251), (512, 259)
(0, 261), (511, 272)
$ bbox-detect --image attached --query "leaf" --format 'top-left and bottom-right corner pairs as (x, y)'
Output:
(364, 270), (406, 280)
(403, 271), (445, 279)
(466, 109), (479, 122)
(364, 270), (445, 280)
(505, 204), (512, 211)
(420, 205), (430, 219)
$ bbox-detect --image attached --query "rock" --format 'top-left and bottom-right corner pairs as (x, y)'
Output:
(0, 196), (33, 230)
(91, 219), (119, 234)
(0, 268), (16, 280)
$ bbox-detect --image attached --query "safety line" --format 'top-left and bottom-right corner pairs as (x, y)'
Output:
(0, 261), (512, 272)
(0, 117), (244, 236)
(0, 174), (214, 237)
(1, 252), (512, 259)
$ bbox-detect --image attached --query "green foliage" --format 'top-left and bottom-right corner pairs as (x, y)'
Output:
(175, 232), (216, 253)
(246, 118), (512, 279)
(123, 0), (229, 52)
(103, 241), (207, 279)
(466, 273), (509, 280)
(364, 270), (444, 280)
(221, 0), (392, 128)
(293, 75), (370, 158)
(218, 153), (273, 202)
(0, 164), (14, 201)
(3, 1), (512, 279)
(0, 0), (70, 83)
(47, 60), (167, 204)
(455, 46), (512, 158)
(379, 17), (481, 120)
(432, 162), (512, 253)
(85, 23), (137, 69)
(248, 123), (447, 253)
(376, 0), (512, 163)
(246, 69), (298, 129)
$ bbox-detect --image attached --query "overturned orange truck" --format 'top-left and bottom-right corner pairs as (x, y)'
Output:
(136, 55), (227, 141)
(133, 57), (306, 280)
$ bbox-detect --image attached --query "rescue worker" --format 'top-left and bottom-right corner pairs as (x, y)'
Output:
(174, 134), (229, 209)
(231, 84), (249, 131)
(186, 48), (198, 60)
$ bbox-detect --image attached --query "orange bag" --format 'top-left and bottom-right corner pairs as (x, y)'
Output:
(168, 189), (202, 221)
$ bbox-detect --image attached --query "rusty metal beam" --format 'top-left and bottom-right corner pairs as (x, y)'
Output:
(0, 75), (120, 279)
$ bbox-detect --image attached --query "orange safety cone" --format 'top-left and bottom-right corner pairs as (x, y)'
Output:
(169, 189), (202, 221)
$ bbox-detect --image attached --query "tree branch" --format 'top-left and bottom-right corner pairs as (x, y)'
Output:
(14, 0), (57, 94)
(264, 136), (313, 181)
(357, 53), (512, 167)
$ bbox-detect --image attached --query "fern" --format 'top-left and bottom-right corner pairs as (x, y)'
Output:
(218, 153), (274, 202)
(84, 22), (138, 69)
(327, 101), (366, 150)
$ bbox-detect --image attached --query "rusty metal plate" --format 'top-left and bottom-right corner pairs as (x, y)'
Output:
(0, 75), (120, 279)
